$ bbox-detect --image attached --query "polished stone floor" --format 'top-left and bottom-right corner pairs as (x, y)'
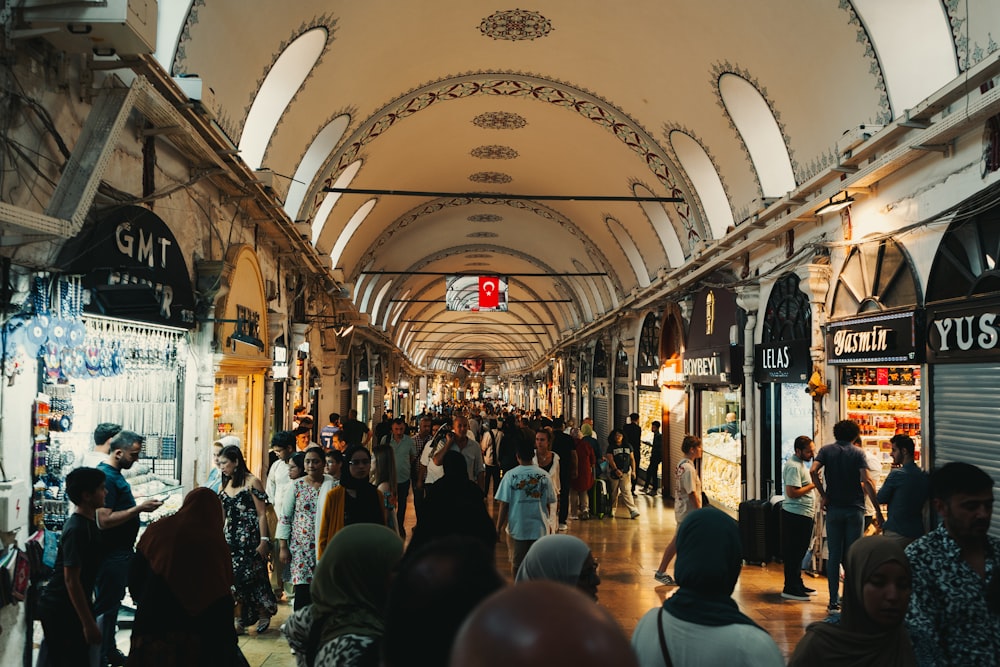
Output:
(157, 491), (831, 665)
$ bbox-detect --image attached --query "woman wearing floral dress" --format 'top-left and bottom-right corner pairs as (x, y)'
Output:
(218, 445), (277, 634)
(278, 446), (335, 611)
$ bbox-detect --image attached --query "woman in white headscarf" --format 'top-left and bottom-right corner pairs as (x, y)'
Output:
(515, 534), (601, 601)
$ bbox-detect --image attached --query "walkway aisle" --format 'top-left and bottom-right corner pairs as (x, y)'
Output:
(226, 492), (828, 665)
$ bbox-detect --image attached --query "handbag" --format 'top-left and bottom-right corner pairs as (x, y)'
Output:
(701, 491), (712, 508)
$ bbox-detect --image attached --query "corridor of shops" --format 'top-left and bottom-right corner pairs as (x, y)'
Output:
(2, 1), (1000, 666)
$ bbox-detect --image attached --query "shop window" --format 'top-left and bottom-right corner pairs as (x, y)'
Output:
(615, 345), (629, 377)
(593, 340), (608, 378)
(831, 238), (919, 318)
(762, 273), (811, 342)
(927, 203), (1000, 302)
(638, 312), (660, 368)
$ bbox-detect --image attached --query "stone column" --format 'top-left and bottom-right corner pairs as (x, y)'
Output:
(794, 263), (832, 442)
(736, 284), (760, 502)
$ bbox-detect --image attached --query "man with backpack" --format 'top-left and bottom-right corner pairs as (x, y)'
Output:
(480, 417), (504, 498)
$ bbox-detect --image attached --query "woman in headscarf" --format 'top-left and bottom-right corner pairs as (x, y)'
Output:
(788, 536), (916, 667)
(127, 487), (242, 666)
(282, 524), (404, 667)
(631, 507), (784, 666)
(515, 534), (601, 602)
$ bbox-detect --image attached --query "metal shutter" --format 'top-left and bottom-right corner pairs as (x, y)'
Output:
(665, 388), (688, 497)
(593, 396), (610, 454)
(932, 363), (1000, 539)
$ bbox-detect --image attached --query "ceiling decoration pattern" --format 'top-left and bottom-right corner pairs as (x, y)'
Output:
(467, 214), (503, 222)
(659, 125), (734, 233)
(472, 111), (528, 129)
(352, 196), (625, 298)
(470, 145), (519, 159)
(478, 9), (554, 41)
(840, 1), (893, 122)
(309, 73), (702, 247)
(945, 0), (999, 70)
(467, 231), (499, 238)
(468, 171), (513, 183)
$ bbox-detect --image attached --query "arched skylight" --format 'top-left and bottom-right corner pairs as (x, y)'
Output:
(670, 131), (734, 239)
(606, 217), (651, 287)
(153, 0), (193, 74)
(285, 115), (351, 220)
(330, 198), (377, 270)
(631, 186), (686, 268)
(719, 74), (795, 198)
(312, 160), (363, 246)
(238, 28), (327, 170)
(388, 291), (410, 328)
(370, 280), (393, 326)
(853, 0), (956, 115)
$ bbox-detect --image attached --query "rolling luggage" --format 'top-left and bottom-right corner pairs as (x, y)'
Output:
(767, 499), (783, 562)
(739, 499), (770, 565)
(592, 478), (611, 519)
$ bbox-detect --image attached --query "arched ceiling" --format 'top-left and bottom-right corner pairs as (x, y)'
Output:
(169, 0), (976, 375)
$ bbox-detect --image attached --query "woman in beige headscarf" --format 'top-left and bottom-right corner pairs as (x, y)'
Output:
(789, 535), (916, 667)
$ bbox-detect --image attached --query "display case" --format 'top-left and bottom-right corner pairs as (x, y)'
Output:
(842, 366), (921, 488)
(702, 434), (741, 512)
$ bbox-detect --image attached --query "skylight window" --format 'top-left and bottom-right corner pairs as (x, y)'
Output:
(632, 185), (686, 268)
(719, 74), (795, 198)
(606, 217), (651, 287)
(670, 132), (734, 239)
(329, 198), (377, 270)
(285, 115), (351, 220)
(312, 160), (363, 246)
(238, 28), (327, 170)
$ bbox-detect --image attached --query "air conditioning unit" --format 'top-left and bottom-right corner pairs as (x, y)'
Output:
(255, 169), (289, 205)
(837, 124), (885, 158)
(173, 76), (216, 119)
(22, 0), (157, 56)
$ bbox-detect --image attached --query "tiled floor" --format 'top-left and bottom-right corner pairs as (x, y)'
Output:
(112, 491), (829, 665)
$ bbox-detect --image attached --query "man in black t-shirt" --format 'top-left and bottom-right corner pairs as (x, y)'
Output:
(623, 413), (642, 493)
(341, 408), (371, 447)
(38, 467), (107, 666)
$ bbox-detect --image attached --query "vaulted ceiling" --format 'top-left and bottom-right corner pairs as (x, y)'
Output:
(162, 0), (991, 374)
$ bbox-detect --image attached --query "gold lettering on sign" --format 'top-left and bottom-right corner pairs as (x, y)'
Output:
(706, 291), (715, 336)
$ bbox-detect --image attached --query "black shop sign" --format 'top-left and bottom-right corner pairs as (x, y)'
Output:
(927, 295), (1000, 363)
(754, 339), (811, 383)
(60, 206), (196, 328)
(826, 310), (923, 365)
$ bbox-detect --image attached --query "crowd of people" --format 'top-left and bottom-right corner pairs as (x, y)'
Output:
(34, 406), (1000, 666)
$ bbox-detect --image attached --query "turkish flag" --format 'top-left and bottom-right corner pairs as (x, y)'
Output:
(479, 276), (499, 309)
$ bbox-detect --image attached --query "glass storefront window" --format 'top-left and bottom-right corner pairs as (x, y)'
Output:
(700, 389), (741, 512)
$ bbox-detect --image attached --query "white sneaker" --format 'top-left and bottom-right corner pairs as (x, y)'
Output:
(558, 523), (568, 532)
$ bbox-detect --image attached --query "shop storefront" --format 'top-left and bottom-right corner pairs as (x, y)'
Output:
(591, 340), (611, 451)
(684, 288), (744, 513)
(756, 273), (814, 498)
(213, 245), (270, 479)
(827, 310), (924, 488)
(827, 238), (924, 491)
(613, 343), (630, 431)
(635, 313), (661, 476)
(925, 202), (1000, 512)
(656, 302), (687, 498)
(30, 205), (197, 528)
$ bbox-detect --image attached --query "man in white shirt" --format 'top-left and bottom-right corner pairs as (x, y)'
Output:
(265, 430), (295, 598)
(432, 415), (485, 487)
(82, 423), (121, 468)
(654, 435), (703, 586)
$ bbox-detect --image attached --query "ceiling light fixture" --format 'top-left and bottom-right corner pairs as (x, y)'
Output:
(816, 192), (854, 215)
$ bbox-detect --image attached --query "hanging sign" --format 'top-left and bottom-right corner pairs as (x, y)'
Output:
(685, 287), (743, 385)
(826, 310), (923, 364)
(59, 206), (196, 328)
(754, 339), (811, 383)
(927, 295), (1000, 363)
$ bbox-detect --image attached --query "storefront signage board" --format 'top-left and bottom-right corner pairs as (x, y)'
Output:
(927, 295), (1000, 363)
(826, 310), (923, 365)
(754, 339), (811, 383)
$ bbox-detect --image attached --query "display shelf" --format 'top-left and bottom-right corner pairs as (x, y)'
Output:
(847, 385), (920, 390)
(848, 409), (922, 415)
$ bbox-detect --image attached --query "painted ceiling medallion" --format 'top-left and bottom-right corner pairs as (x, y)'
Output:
(469, 171), (513, 184)
(468, 214), (504, 222)
(479, 9), (553, 41)
(472, 111), (527, 130)
(471, 144), (519, 160)
(467, 232), (499, 238)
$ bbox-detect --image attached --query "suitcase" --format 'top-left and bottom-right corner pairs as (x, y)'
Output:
(592, 478), (612, 519)
(767, 499), (783, 562)
(739, 499), (770, 565)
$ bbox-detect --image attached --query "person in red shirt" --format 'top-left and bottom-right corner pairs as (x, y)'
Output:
(570, 427), (596, 520)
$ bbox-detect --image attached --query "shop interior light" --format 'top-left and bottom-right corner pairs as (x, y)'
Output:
(816, 192), (854, 215)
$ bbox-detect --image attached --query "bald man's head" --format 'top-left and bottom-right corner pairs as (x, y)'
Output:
(450, 581), (637, 667)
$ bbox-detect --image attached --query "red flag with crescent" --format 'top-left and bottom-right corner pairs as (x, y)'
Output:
(479, 276), (499, 309)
